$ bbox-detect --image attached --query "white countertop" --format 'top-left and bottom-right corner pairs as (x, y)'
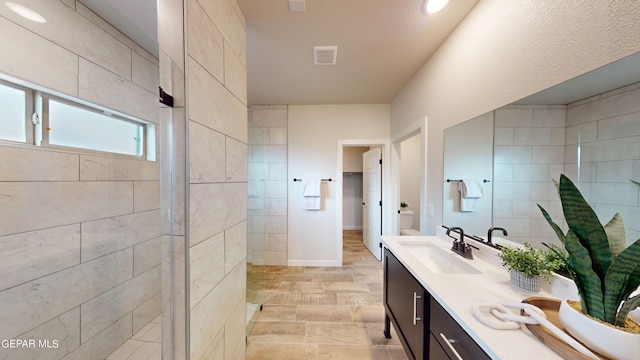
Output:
(382, 234), (578, 360)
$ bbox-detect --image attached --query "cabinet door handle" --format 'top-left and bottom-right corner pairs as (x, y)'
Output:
(439, 333), (464, 360)
(412, 292), (422, 325)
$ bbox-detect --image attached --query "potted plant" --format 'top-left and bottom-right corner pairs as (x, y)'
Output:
(538, 174), (640, 359)
(498, 243), (558, 293)
(400, 202), (409, 209)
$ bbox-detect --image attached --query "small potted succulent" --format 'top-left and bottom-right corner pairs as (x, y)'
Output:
(539, 174), (640, 359)
(498, 243), (559, 293)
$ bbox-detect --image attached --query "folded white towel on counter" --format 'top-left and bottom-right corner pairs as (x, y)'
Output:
(303, 178), (321, 210)
(458, 178), (484, 212)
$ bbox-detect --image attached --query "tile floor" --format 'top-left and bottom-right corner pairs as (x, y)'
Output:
(246, 230), (409, 360)
(106, 315), (162, 360)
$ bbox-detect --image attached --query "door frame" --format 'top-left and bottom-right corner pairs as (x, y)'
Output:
(337, 139), (391, 264)
(391, 116), (428, 236)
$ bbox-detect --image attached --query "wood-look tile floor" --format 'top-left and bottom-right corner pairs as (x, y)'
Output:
(246, 230), (409, 360)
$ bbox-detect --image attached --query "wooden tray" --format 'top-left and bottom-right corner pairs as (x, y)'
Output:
(521, 297), (610, 360)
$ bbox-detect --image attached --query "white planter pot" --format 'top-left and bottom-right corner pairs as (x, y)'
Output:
(558, 299), (640, 360)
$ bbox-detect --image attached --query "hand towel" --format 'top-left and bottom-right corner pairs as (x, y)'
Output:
(303, 178), (321, 210)
(458, 178), (484, 212)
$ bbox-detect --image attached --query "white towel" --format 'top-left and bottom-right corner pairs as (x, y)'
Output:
(458, 179), (484, 212)
(303, 178), (321, 210)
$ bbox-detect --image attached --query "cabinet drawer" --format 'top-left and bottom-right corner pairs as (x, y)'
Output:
(430, 297), (490, 360)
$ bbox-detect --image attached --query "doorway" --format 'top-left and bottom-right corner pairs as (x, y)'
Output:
(337, 140), (391, 263)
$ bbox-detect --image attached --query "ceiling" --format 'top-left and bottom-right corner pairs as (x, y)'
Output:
(237, 0), (479, 105)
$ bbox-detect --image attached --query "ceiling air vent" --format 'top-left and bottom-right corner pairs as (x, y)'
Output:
(288, 0), (305, 12)
(313, 46), (337, 65)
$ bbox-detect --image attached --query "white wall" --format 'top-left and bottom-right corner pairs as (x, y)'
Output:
(400, 133), (421, 230)
(288, 105), (390, 265)
(390, 1), (640, 234)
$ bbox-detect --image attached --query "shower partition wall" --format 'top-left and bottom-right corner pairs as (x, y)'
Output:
(247, 113), (266, 335)
(0, 2), (163, 359)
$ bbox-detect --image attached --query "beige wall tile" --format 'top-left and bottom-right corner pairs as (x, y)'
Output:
(188, 58), (247, 142)
(79, 59), (158, 123)
(197, 0), (246, 62)
(81, 210), (160, 261)
(62, 313), (133, 360)
(251, 109), (288, 128)
(132, 51), (160, 94)
(0, 248), (133, 340)
(188, 0), (224, 82)
(226, 137), (248, 181)
(0, 182), (133, 237)
(134, 237), (162, 276)
(80, 155), (158, 181)
(198, 327), (225, 360)
(224, 301), (246, 359)
(0, 1), (131, 80)
(81, 266), (160, 341)
(75, 2), (158, 65)
(189, 121), (226, 183)
(2, 308), (80, 360)
(0, 224), (80, 291)
(0, 16), (78, 96)
(134, 181), (161, 212)
(133, 292), (162, 335)
(224, 41), (247, 104)
(225, 221), (247, 274)
(0, 145), (79, 182)
(190, 262), (246, 360)
(189, 183), (247, 245)
(190, 232), (225, 306)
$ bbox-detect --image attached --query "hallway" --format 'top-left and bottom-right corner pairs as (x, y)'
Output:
(246, 230), (408, 359)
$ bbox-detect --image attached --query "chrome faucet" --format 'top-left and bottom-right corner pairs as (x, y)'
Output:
(487, 227), (508, 245)
(446, 226), (474, 259)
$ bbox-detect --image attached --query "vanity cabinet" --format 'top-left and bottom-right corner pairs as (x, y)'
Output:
(384, 248), (427, 359)
(430, 297), (491, 360)
(383, 248), (491, 360)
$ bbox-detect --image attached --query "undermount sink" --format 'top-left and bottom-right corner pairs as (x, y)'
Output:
(398, 241), (482, 274)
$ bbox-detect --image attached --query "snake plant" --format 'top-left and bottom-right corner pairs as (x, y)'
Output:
(538, 174), (640, 327)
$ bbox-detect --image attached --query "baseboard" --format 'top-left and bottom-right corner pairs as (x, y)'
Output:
(343, 226), (363, 230)
(287, 259), (342, 267)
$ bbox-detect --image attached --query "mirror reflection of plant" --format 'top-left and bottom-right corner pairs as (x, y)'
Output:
(498, 243), (559, 282)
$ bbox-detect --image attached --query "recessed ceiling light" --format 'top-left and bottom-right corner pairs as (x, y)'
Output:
(5, 2), (46, 23)
(423, 0), (449, 14)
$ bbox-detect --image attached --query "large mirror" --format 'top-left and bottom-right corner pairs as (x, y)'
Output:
(443, 51), (640, 249)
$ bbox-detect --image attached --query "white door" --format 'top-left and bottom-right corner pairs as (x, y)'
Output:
(362, 148), (382, 260)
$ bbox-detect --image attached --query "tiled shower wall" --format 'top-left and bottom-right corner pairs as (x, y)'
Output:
(565, 82), (640, 246)
(185, 0), (248, 359)
(0, 1), (160, 359)
(248, 106), (288, 266)
(492, 105), (566, 248)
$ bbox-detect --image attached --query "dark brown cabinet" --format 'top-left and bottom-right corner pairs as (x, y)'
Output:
(384, 248), (427, 359)
(430, 297), (491, 360)
(383, 247), (491, 360)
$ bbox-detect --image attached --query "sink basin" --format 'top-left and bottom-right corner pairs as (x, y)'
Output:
(398, 241), (482, 274)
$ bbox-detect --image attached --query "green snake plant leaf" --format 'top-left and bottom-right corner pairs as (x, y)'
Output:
(604, 213), (626, 257)
(558, 174), (612, 279)
(537, 204), (566, 244)
(564, 229), (605, 319)
(603, 239), (640, 324)
(617, 292), (640, 327)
